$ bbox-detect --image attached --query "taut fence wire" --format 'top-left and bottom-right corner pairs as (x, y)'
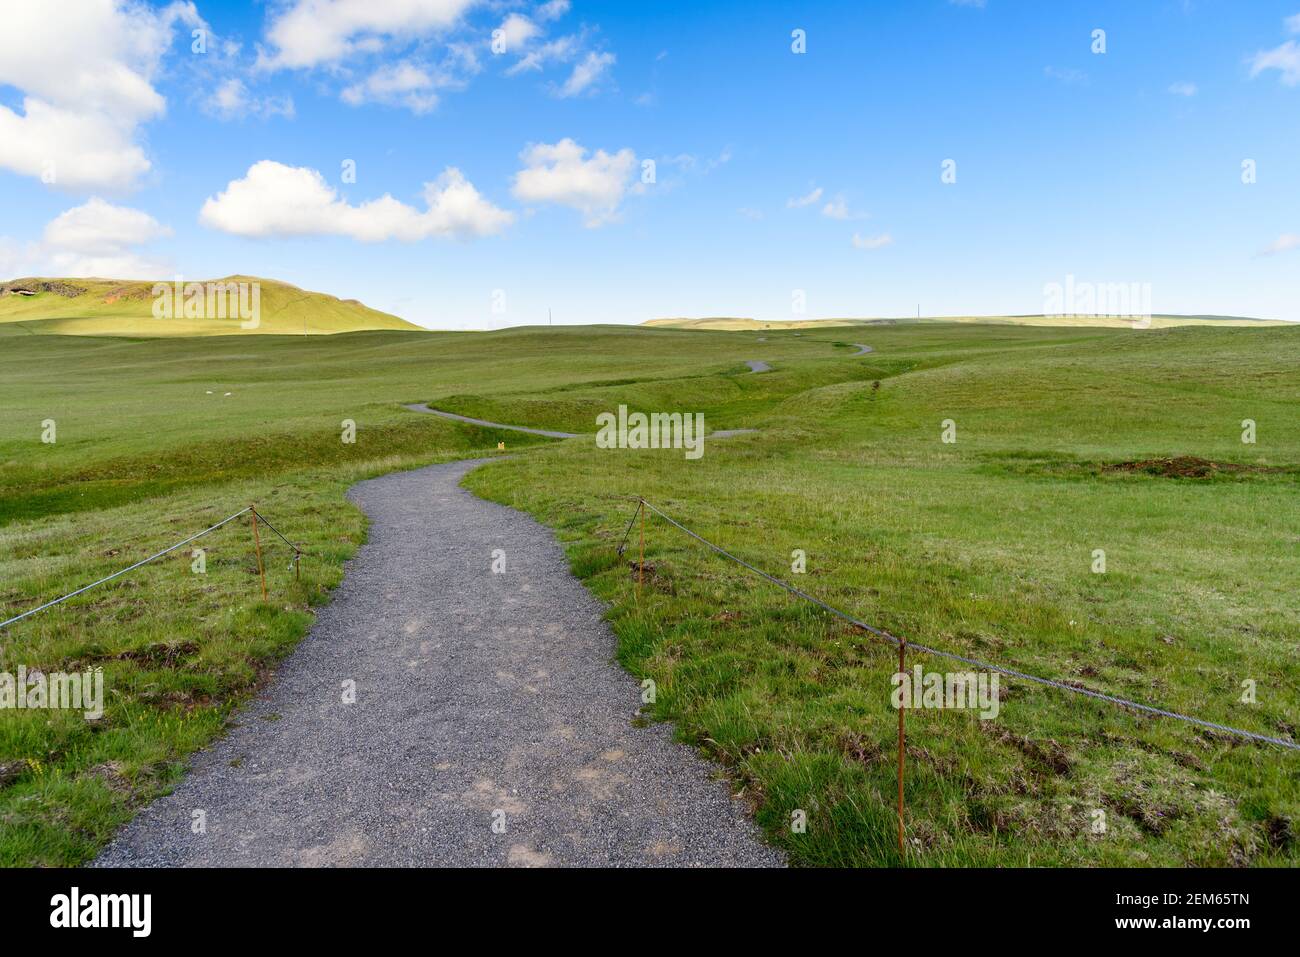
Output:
(622, 497), (1300, 753)
(1, 506), (301, 631)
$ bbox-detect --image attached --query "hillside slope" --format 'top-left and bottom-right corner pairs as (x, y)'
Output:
(0, 276), (422, 337)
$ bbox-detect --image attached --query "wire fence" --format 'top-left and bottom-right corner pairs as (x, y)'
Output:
(0, 506), (301, 632)
(620, 497), (1300, 753)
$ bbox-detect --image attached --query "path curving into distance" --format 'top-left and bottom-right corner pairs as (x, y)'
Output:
(405, 403), (757, 440)
(403, 403), (579, 438)
(404, 343), (871, 441)
(96, 459), (782, 868)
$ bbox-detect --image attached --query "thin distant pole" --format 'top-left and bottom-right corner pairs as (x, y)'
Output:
(549, 307), (552, 326)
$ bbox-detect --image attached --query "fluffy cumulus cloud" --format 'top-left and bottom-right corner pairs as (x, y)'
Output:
(495, 12), (541, 52)
(199, 160), (512, 241)
(40, 197), (172, 276)
(258, 0), (480, 70)
(511, 139), (637, 227)
(256, 1), (607, 109)
(257, 1), (485, 112)
(0, 0), (202, 190)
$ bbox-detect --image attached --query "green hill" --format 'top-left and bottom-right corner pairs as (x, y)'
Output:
(0, 276), (423, 337)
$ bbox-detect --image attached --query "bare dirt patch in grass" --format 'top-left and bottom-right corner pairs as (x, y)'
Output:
(1103, 456), (1287, 479)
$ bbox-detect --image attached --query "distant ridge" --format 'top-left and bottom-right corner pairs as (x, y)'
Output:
(0, 276), (423, 337)
(644, 314), (1286, 331)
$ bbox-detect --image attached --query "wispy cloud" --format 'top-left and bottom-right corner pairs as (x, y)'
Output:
(1249, 15), (1300, 85)
(852, 232), (893, 250)
(1167, 81), (1198, 96)
(556, 51), (616, 97)
(205, 78), (295, 120)
(821, 194), (866, 220)
(787, 186), (823, 208)
(1044, 66), (1088, 85)
(1258, 233), (1300, 256)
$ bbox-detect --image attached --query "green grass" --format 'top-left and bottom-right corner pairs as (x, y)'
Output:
(1, 321), (1296, 866)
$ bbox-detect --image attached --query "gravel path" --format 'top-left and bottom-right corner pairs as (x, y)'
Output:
(849, 344), (873, 356)
(95, 459), (782, 868)
(403, 403), (578, 438)
(745, 360), (772, 372)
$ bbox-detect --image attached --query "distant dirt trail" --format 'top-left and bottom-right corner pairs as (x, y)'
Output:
(849, 344), (873, 356)
(96, 459), (782, 868)
(745, 359), (772, 372)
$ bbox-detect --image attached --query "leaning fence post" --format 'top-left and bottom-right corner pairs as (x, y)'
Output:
(251, 507), (268, 602)
(897, 636), (906, 858)
(637, 498), (645, 605)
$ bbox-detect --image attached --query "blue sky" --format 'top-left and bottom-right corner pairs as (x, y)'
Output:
(1, 0), (1298, 327)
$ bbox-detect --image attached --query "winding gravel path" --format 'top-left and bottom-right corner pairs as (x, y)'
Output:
(745, 359), (772, 372)
(96, 459), (781, 868)
(849, 344), (873, 356)
(403, 403), (578, 438)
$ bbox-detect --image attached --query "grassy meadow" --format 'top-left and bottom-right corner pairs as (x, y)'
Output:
(0, 321), (1296, 866)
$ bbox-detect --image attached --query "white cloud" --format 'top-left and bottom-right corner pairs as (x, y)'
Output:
(557, 50), (615, 97)
(659, 147), (730, 176)
(258, 0), (479, 70)
(1259, 233), (1300, 256)
(536, 0), (570, 21)
(1044, 66), (1088, 85)
(821, 194), (866, 220)
(496, 13), (540, 52)
(39, 198), (172, 276)
(199, 160), (513, 241)
(787, 187), (824, 208)
(0, 0), (202, 190)
(1250, 16), (1300, 85)
(206, 78), (296, 120)
(342, 62), (438, 112)
(1167, 81), (1198, 96)
(339, 44), (480, 112)
(512, 139), (637, 227)
(506, 34), (581, 75)
(1250, 40), (1300, 85)
(852, 232), (893, 250)
(737, 207), (764, 221)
